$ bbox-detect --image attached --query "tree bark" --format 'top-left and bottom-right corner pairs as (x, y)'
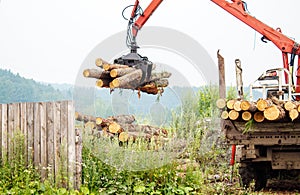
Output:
(110, 67), (136, 78)
(240, 100), (257, 112)
(103, 64), (129, 71)
(95, 58), (109, 67)
(83, 69), (111, 79)
(95, 79), (112, 88)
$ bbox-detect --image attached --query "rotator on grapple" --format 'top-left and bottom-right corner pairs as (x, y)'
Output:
(114, 0), (163, 84)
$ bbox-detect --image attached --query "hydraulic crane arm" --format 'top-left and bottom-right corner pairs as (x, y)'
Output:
(211, 0), (300, 94)
(131, 0), (163, 37)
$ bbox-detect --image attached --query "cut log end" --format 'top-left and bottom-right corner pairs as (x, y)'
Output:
(242, 111), (252, 121)
(95, 58), (108, 67)
(216, 98), (226, 109)
(228, 110), (239, 120)
(226, 99), (235, 110)
(289, 109), (299, 121)
(253, 112), (264, 122)
(264, 105), (285, 121)
(109, 122), (121, 134)
(220, 110), (229, 119)
(119, 132), (129, 142)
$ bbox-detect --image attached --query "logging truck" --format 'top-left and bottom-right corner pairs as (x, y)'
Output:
(214, 0), (300, 190)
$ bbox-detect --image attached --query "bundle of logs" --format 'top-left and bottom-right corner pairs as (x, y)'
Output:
(217, 97), (300, 122)
(75, 112), (168, 144)
(83, 58), (172, 95)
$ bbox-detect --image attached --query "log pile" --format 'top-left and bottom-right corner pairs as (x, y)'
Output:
(83, 58), (172, 95)
(75, 112), (168, 144)
(217, 97), (300, 122)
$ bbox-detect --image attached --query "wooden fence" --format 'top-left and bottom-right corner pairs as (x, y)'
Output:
(0, 100), (81, 189)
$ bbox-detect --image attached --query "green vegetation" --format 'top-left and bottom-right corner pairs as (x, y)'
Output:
(0, 84), (261, 194)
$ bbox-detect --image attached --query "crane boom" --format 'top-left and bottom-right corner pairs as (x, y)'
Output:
(211, 0), (300, 95)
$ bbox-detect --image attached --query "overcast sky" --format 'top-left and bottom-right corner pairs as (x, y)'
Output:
(0, 0), (299, 86)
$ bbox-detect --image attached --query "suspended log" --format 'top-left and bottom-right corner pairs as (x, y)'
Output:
(253, 112), (264, 123)
(83, 69), (111, 79)
(289, 109), (299, 121)
(111, 69), (142, 88)
(95, 58), (109, 67)
(264, 105), (286, 121)
(240, 100), (257, 112)
(138, 79), (168, 95)
(228, 110), (239, 120)
(257, 99), (272, 111)
(226, 99), (235, 110)
(96, 79), (112, 88)
(110, 67), (136, 78)
(233, 101), (242, 112)
(220, 110), (229, 119)
(242, 111), (252, 121)
(216, 98), (226, 109)
(103, 64), (129, 71)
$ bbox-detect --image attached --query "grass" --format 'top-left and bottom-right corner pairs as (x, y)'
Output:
(0, 85), (262, 194)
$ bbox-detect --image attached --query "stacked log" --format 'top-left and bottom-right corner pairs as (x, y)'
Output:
(83, 58), (172, 95)
(75, 112), (168, 144)
(217, 98), (300, 122)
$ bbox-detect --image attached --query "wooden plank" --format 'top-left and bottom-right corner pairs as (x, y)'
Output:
(40, 102), (47, 179)
(60, 101), (68, 187)
(67, 101), (75, 188)
(0, 104), (8, 163)
(53, 101), (61, 185)
(33, 102), (40, 167)
(26, 102), (34, 163)
(75, 128), (82, 190)
(7, 103), (14, 163)
(20, 103), (27, 164)
(217, 50), (226, 99)
(46, 102), (55, 180)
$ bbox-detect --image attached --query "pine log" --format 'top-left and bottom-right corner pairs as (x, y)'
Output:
(138, 79), (168, 95)
(96, 79), (112, 88)
(108, 122), (121, 133)
(228, 110), (239, 120)
(289, 109), (299, 121)
(240, 100), (257, 112)
(75, 112), (102, 125)
(264, 105), (286, 121)
(233, 101), (242, 112)
(120, 123), (167, 137)
(284, 101), (296, 111)
(106, 115), (135, 124)
(220, 110), (229, 119)
(83, 69), (111, 79)
(216, 98), (226, 109)
(226, 99), (235, 110)
(119, 132), (129, 142)
(242, 111), (252, 121)
(253, 112), (264, 122)
(95, 58), (109, 67)
(257, 99), (272, 111)
(103, 64), (129, 71)
(270, 96), (284, 106)
(110, 67), (136, 78)
(111, 69), (142, 88)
